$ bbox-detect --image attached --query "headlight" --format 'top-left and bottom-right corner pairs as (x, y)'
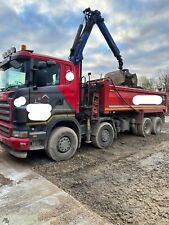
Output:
(12, 131), (28, 138)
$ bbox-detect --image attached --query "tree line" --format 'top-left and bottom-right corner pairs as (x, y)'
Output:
(139, 70), (169, 92)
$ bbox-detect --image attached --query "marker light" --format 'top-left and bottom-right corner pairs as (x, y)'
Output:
(21, 44), (27, 51)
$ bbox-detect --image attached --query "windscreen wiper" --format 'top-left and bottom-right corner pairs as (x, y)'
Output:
(1, 85), (18, 91)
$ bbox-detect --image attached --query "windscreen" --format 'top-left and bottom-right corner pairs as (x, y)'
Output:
(0, 61), (26, 90)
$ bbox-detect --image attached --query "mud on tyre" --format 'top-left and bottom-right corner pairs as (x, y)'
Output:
(138, 117), (152, 137)
(91, 122), (115, 149)
(46, 127), (78, 161)
(151, 117), (163, 135)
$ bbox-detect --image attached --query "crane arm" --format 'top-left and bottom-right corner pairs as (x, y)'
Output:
(69, 8), (123, 70)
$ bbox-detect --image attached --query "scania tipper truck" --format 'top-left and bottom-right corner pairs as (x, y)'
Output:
(0, 8), (167, 160)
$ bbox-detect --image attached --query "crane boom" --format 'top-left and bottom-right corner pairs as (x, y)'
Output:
(69, 8), (123, 70)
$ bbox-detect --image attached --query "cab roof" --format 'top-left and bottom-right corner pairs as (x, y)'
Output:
(14, 50), (74, 65)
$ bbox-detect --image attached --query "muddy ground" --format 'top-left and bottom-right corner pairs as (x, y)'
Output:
(0, 174), (12, 187)
(17, 122), (169, 224)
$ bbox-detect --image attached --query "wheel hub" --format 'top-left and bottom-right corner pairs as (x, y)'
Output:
(144, 122), (151, 134)
(58, 136), (71, 153)
(101, 129), (110, 142)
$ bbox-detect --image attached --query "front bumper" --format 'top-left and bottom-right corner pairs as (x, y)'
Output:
(0, 134), (30, 150)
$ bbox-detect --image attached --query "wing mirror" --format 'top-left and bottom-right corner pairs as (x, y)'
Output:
(36, 61), (47, 69)
(34, 70), (48, 87)
(34, 60), (56, 70)
(47, 60), (56, 66)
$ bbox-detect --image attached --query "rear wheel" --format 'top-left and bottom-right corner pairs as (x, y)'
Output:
(46, 127), (78, 161)
(138, 117), (152, 137)
(91, 122), (114, 149)
(151, 117), (163, 135)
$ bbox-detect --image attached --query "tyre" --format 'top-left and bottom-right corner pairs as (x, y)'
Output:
(91, 122), (114, 149)
(46, 127), (78, 161)
(151, 117), (163, 135)
(131, 124), (138, 135)
(137, 117), (152, 137)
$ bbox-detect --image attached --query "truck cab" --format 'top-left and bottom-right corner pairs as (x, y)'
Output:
(0, 46), (81, 158)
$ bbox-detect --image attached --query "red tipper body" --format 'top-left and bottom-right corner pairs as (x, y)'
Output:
(85, 79), (167, 114)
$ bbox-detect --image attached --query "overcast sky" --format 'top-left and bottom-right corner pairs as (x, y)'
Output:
(0, 0), (169, 78)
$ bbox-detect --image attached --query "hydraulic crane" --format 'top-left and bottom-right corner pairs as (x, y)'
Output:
(69, 8), (123, 70)
(69, 8), (137, 87)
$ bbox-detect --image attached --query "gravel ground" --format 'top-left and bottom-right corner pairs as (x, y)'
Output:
(26, 122), (169, 225)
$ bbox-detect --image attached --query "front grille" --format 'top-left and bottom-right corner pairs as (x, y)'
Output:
(0, 99), (12, 137)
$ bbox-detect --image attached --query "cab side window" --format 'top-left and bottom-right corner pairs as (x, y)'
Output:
(34, 59), (60, 86)
(46, 64), (60, 85)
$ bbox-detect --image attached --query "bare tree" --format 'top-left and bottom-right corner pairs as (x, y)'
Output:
(157, 71), (169, 92)
(139, 76), (155, 90)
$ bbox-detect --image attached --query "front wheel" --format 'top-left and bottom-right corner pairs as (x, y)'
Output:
(91, 122), (115, 149)
(46, 127), (78, 161)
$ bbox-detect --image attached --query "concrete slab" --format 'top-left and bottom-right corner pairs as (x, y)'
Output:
(0, 151), (112, 225)
(165, 116), (169, 123)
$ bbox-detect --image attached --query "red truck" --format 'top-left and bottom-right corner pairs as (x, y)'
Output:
(0, 8), (167, 160)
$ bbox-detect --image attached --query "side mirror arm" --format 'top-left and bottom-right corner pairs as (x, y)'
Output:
(31, 68), (38, 89)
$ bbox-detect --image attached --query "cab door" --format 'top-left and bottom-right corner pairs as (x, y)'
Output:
(29, 59), (67, 117)
(57, 64), (80, 114)
(29, 59), (79, 121)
